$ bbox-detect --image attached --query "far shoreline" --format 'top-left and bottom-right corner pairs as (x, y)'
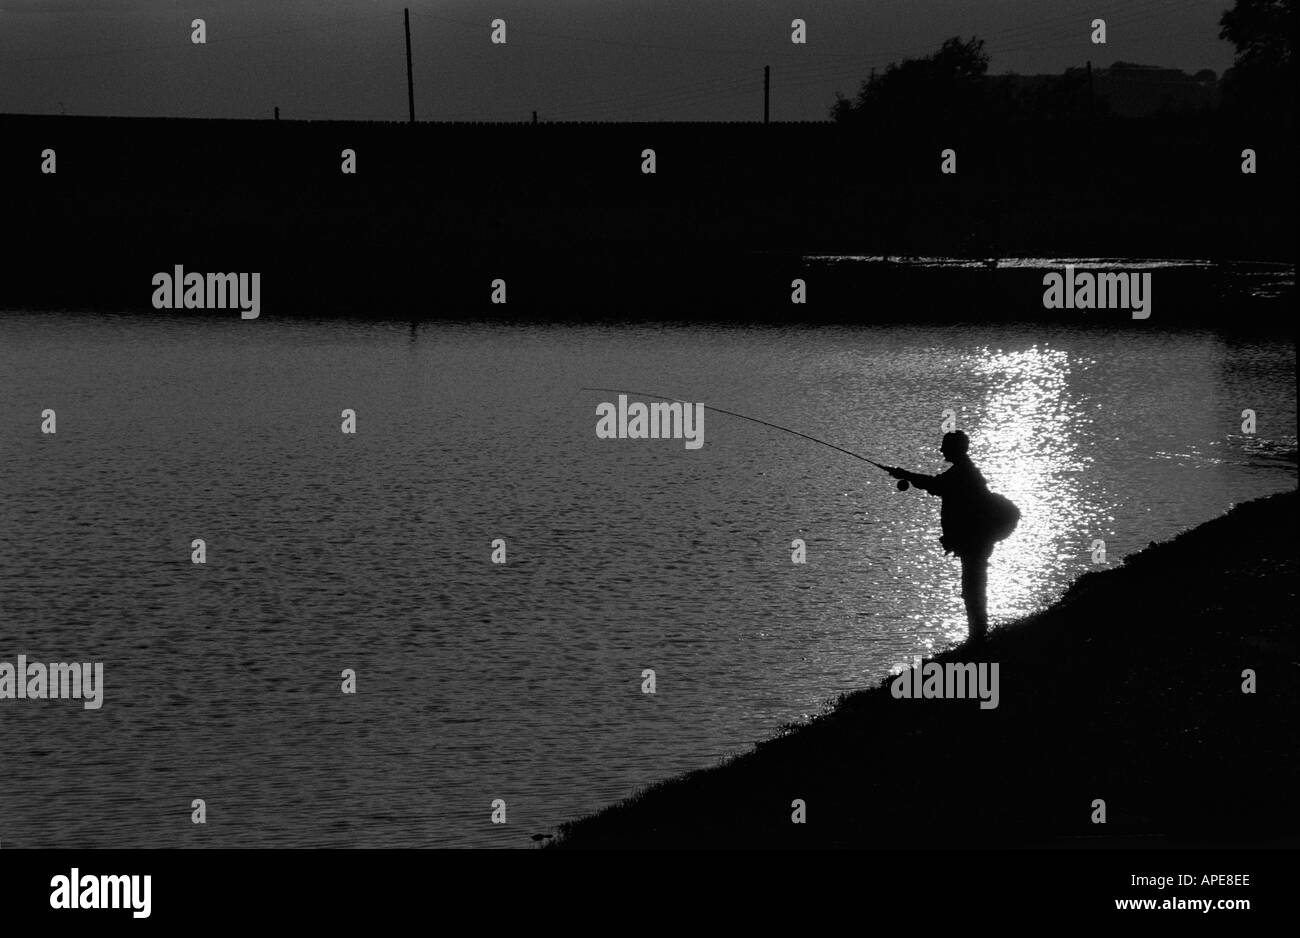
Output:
(1, 256), (1292, 329)
(3, 112), (1294, 325)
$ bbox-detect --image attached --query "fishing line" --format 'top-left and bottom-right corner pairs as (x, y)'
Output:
(580, 386), (895, 473)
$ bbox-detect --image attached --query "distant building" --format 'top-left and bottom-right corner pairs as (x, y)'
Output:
(1094, 62), (1220, 116)
(994, 63), (1220, 118)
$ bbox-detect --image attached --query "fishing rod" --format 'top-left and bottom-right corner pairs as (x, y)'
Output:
(581, 386), (909, 485)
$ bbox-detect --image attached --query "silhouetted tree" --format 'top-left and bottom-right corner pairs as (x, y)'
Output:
(1218, 0), (1295, 117)
(832, 37), (991, 124)
(831, 36), (1107, 124)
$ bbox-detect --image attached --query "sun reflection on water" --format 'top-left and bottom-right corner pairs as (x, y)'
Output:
(970, 345), (1094, 632)
(891, 343), (1098, 647)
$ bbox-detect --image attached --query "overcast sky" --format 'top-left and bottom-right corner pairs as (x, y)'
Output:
(0, 0), (1237, 121)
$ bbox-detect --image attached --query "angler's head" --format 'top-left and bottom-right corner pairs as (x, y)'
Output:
(940, 430), (970, 462)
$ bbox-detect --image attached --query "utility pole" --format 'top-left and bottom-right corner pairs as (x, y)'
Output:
(764, 65), (770, 124)
(532, 110), (538, 125)
(274, 106), (279, 121)
(1086, 60), (1094, 120)
(405, 8), (416, 123)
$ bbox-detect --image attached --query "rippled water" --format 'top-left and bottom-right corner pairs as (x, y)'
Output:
(0, 312), (1293, 847)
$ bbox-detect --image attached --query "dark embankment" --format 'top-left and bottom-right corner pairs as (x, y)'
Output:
(1, 113), (1294, 323)
(552, 490), (1299, 849)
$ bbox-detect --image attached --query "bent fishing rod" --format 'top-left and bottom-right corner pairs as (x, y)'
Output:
(581, 386), (905, 480)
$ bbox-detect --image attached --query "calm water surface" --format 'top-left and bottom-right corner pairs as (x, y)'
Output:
(0, 312), (1294, 846)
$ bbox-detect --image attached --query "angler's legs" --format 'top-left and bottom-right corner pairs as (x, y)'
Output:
(960, 549), (991, 642)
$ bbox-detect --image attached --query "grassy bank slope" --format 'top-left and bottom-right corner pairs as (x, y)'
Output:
(553, 490), (1298, 848)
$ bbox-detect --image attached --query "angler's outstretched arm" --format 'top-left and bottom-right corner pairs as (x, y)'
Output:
(884, 466), (945, 494)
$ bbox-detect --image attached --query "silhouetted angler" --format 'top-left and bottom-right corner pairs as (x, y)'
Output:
(885, 431), (998, 641)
